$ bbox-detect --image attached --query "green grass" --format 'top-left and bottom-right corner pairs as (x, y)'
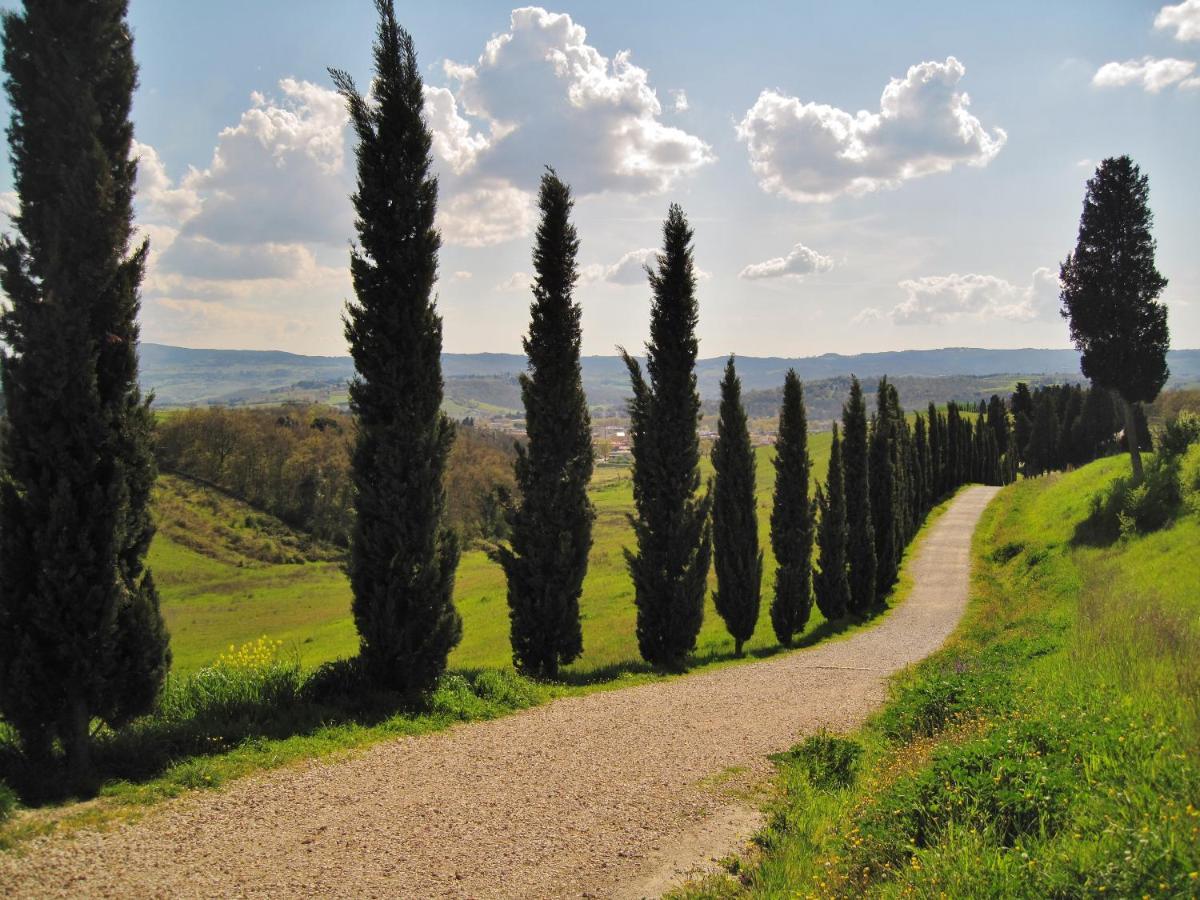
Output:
(675, 454), (1200, 898)
(156, 436), (834, 677)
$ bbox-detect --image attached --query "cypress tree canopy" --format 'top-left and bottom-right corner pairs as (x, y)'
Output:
(1060, 156), (1169, 481)
(813, 425), (850, 622)
(769, 370), (814, 647)
(0, 0), (170, 781)
(712, 356), (762, 658)
(621, 204), (711, 670)
(841, 376), (876, 616)
(493, 168), (594, 678)
(331, 1), (461, 693)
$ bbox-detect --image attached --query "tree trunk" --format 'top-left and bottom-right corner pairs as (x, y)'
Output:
(734, 638), (744, 658)
(1120, 395), (1145, 485)
(62, 694), (94, 795)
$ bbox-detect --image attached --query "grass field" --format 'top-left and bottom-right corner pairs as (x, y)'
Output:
(155, 434), (834, 677)
(677, 451), (1200, 897)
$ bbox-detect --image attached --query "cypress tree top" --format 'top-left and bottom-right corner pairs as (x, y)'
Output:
(770, 369), (814, 646)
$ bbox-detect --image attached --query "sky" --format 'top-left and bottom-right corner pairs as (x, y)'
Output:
(1, 0), (1197, 358)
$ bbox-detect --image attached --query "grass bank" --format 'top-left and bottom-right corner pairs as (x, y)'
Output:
(677, 453), (1200, 898)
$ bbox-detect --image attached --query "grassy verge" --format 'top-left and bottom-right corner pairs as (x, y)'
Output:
(676, 455), (1200, 898)
(0, 481), (960, 855)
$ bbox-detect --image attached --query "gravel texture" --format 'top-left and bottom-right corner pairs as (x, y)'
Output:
(0, 486), (999, 899)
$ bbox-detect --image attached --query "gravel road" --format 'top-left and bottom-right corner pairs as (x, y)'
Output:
(0, 485), (999, 899)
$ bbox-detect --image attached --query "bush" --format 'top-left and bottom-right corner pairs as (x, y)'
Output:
(1158, 410), (1200, 459)
(0, 779), (16, 823)
(774, 732), (863, 790)
(1085, 456), (1182, 540)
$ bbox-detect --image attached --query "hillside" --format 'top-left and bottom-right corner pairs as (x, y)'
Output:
(680, 450), (1200, 896)
(139, 343), (1200, 410)
(151, 440), (832, 676)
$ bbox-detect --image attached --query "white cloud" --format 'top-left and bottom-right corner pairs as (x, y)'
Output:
(180, 78), (352, 247)
(670, 89), (689, 112)
(452, 270), (473, 281)
(739, 242), (834, 280)
(887, 267), (1060, 325)
(1092, 56), (1197, 92)
(1076, 158), (1095, 169)
(1156, 0), (1200, 41)
(0, 190), (18, 220)
(437, 180), (536, 247)
(432, 7), (714, 196)
(736, 57), (1006, 203)
(157, 236), (315, 281)
(496, 271), (531, 292)
(132, 141), (201, 225)
(581, 247), (658, 285)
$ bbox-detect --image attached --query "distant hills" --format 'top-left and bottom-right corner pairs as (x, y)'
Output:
(140, 343), (1200, 416)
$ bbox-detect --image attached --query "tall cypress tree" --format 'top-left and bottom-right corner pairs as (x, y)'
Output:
(330, 2), (461, 693)
(869, 380), (901, 602)
(0, 0), (170, 782)
(621, 204), (711, 670)
(1060, 156), (1169, 483)
(913, 413), (930, 518)
(927, 402), (943, 499)
(769, 370), (814, 646)
(841, 377), (876, 616)
(813, 425), (850, 622)
(493, 169), (593, 678)
(711, 356), (761, 657)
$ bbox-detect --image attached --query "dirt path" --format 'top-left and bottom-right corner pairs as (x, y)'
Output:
(0, 486), (999, 899)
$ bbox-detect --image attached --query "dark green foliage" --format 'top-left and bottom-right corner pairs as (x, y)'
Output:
(331, 2), (461, 693)
(1159, 411), (1200, 459)
(712, 357), (762, 657)
(769, 370), (814, 646)
(1060, 156), (1170, 483)
(813, 426), (850, 621)
(621, 205), (711, 669)
(1083, 455), (1182, 541)
(0, 0), (170, 782)
(869, 380), (902, 602)
(841, 377), (876, 615)
(986, 394), (1009, 456)
(493, 169), (594, 678)
(774, 732), (863, 791)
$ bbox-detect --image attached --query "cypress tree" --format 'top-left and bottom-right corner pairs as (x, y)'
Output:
(0, 0), (170, 782)
(711, 356), (762, 657)
(842, 377), (876, 615)
(493, 168), (593, 678)
(927, 402), (943, 499)
(621, 204), (711, 670)
(946, 402), (963, 487)
(1060, 156), (1169, 483)
(813, 425), (850, 621)
(869, 380), (900, 602)
(769, 370), (813, 647)
(331, 2), (461, 692)
(913, 413), (930, 518)
(1026, 392), (1059, 477)
(986, 394), (1008, 456)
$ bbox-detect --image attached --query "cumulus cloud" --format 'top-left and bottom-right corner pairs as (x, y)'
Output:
(158, 236), (316, 281)
(496, 271), (532, 293)
(1156, 0), (1200, 41)
(670, 89), (689, 112)
(887, 268), (1060, 325)
(133, 141), (201, 225)
(738, 242), (834, 280)
(430, 7), (713, 196)
(452, 270), (473, 281)
(437, 180), (536, 247)
(736, 57), (1006, 202)
(580, 247), (658, 285)
(180, 78), (352, 247)
(0, 190), (18, 220)
(1093, 56), (1198, 92)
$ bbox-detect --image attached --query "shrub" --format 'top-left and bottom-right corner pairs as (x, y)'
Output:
(1158, 410), (1200, 459)
(774, 732), (863, 790)
(0, 779), (16, 823)
(1085, 456), (1182, 540)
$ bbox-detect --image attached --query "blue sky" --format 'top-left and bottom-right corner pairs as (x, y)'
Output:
(3, 1), (1196, 357)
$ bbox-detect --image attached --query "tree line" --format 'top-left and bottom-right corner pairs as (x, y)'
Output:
(155, 405), (516, 548)
(0, 0), (1169, 786)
